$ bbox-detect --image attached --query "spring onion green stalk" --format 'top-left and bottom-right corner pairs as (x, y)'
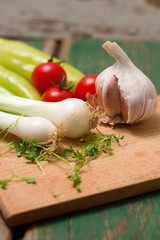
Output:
(0, 38), (84, 89)
(0, 94), (98, 139)
(0, 64), (40, 100)
(0, 111), (59, 145)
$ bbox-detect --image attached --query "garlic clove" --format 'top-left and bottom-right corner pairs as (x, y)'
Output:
(87, 41), (158, 125)
(102, 75), (121, 116)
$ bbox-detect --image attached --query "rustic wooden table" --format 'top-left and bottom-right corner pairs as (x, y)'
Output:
(1, 1), (160, 239)
(0, 37), (158, 240)
(1, 0), (160, 40)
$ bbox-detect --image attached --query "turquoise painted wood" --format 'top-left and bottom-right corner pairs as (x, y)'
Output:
(69, 40), (160, 94)
(23, 192), (160, 240)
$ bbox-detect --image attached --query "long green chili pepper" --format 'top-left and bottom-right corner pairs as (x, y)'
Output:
(0, 64), (40, 99)
(0, 85), (13, 95)
(0, 38), (84, 90)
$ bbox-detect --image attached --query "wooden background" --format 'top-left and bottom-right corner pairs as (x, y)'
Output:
(1, 0), (160, 239)
(0, 0), (160, 40)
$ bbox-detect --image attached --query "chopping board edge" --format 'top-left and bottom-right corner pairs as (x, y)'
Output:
(5, 176), (160, 227)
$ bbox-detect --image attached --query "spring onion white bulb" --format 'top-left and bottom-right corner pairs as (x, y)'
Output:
(87, 41), (158, 125)
(0, 95), (97, 138)
(0, 111), (58, 145)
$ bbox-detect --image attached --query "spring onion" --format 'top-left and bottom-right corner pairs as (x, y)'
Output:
(0, 111), (59, 146)
(0, 94), (98, 139)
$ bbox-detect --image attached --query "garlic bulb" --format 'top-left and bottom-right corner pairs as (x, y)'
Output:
(87, 41), (158, 125)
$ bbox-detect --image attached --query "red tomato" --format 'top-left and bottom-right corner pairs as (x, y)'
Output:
(42, 86), (75, 102)
(75, 74), (97, 101)
(31, 62), (67, 93)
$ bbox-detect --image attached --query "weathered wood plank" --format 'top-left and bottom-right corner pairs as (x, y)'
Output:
(23, 192), (160, 240)
(1, 0), (160, 40)
(69, 192), (160, 240)
(23, 216), (69, 240)
(42, 38), (73, 60)
(42, 40), (57, 56)
(0, 215), (12, 240)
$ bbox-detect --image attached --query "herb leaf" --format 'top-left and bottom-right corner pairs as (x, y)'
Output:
(65, 130), (124, 192)
(11, 130), (123, 193)
(0, 179), (9, 189)
(14, 139), (69, 176)
(25, 178), (36, 184)
(0, 172), (36, 190)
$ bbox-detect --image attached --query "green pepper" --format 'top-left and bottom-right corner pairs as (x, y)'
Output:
(0, 64), (40, 99)
(0, 85), (14, 95)
(0, 38), (84, 89)
(0, 51), (35, 81)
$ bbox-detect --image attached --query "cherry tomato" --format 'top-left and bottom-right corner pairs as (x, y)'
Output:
(42, 86), (75, 102)
(31, 62), (67, 93)
(75, 74), (97, 101)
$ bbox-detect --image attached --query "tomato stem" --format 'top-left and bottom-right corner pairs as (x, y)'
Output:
(48, 55), (54, 63)
(48, 55), (65, 65)
(58, 75), (73, 90)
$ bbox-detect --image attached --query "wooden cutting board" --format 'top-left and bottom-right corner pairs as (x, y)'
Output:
(0, 96), (160, 227)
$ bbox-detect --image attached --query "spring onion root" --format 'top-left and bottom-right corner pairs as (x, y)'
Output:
(0, 111), (59, 147)
(0, 95), (98, 138)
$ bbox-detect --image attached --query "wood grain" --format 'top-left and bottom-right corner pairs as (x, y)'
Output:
(0, 215), (12, 240)
(42, 38), (72, 60)
(1, 0), (160, 40)
(0, 95), (160, 227)
(23, 191), (160, 240)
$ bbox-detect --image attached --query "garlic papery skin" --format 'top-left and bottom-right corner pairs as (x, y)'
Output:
(87, 41), (158, 125)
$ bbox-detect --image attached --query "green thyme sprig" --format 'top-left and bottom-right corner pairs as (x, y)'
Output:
(14, 139), (69, 175)
(63, 129), (124, 192)
(1, 124), (123, 193)
(0, 171), (36, 190)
